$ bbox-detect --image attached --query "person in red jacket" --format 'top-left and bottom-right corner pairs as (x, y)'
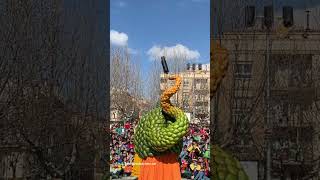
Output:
(124, 122), (131, 129)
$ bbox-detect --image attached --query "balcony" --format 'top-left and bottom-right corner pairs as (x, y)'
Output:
(271, 126), (314, 141)
(270, 87), (315, 105)
(194, 86), (208, 91)
(229, 145), (261, 161)
(194, 101), (208, 107)
(272, 160), (314, 177)
(271, 140), (314, 176)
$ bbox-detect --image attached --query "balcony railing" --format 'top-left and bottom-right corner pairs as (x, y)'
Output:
(271, 126), (314, 140)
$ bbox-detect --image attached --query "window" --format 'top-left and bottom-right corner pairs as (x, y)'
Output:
(183, 92), (189, 99)
(234, 62), (252, 78)
(232, 110), (250, 124)
(196, 83), (201, 90)
(232, 96), (252, 110)
(235, 79), (250, 89)
(182, 93), (190, 109)
(271, 101), (289, 127)
(195, 78), (208, 90)
(271, 54), (313, 88)
(240, 135), (252, 146)
(183, 79), (190, 88)
(195, 94), (205, 101)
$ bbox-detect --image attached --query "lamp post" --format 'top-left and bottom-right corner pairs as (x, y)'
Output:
(193, 64), (196, 121)
(265, 8), (272, 180)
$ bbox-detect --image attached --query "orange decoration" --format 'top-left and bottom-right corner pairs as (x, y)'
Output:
(139, 153), (181, 180)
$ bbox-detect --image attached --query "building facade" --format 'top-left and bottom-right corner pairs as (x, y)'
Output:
(213, 30), (320, 179)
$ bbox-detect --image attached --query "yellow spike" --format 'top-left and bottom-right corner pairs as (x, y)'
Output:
(160, 75), (181, 113)
(210, 39), (229, 98)
(131, 153), (143, 177)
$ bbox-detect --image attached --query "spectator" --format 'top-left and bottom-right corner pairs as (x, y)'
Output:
(190, 159), (201, 179)
(110, 119), (211, 179)
(188, 141), (201, 159)
(181, 159), (192, 178)
(194, 161), (210, 180)
(124, 121), (131, 129)
(179, 145), (188, 160)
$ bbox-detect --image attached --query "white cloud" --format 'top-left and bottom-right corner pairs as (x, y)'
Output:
(147, 44), (200, 61)
(110, 30), (128, 46)
(110, 30), (138, 55)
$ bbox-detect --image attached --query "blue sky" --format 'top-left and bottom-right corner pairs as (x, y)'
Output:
(110, 0), (210, 74)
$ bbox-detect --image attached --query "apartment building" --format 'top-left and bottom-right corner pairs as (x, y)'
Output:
(213, 29), (320, 179)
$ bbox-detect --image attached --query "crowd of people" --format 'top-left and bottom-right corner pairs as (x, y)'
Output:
(110, 120), (136, 178)
(110, 119), (210, 180)
(180, 124), (210, 180)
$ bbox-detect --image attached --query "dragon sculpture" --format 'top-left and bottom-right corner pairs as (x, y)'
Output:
(132, 74), (189, 180)
(130, 41), (249, 180)
(134, 75), (188, 159)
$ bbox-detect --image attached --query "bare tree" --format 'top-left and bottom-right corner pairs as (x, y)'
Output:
(0, 0), (107, 179)
(146, 60), (162, 107)
(110, 46), (144, 120)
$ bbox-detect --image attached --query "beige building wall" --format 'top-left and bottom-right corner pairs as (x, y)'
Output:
(214, 31), (320, 178)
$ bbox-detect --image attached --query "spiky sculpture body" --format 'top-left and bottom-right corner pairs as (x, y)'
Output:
(134, 76), (188, 158)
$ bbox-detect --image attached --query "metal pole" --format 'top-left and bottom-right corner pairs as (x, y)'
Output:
(193, 69), (196, 121)
(266, 25), (272, 180)
(214, 86), (220, 137)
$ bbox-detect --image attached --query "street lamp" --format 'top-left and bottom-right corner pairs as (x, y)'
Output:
(264, 5), (273, 180)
